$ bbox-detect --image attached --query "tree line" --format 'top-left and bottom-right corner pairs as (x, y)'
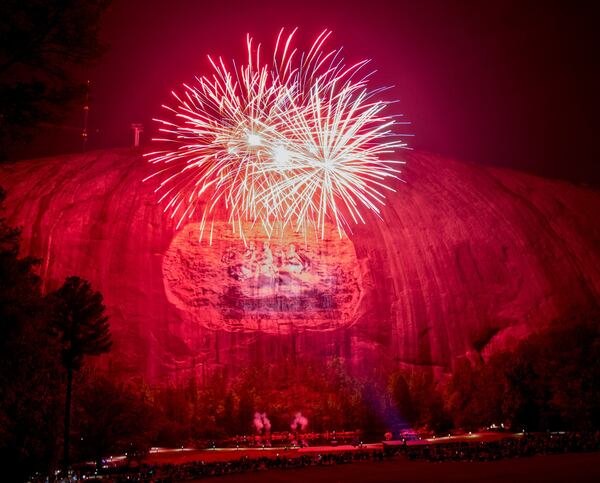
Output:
(0, 187), (116, 479)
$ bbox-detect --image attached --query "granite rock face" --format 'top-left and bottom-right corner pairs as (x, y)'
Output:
(1, 149), (598, 383)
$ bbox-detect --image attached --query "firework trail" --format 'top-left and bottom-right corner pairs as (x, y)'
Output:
(145, 28), (408, 242)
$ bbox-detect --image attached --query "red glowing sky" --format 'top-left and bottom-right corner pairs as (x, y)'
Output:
(20, 0), (600, 186)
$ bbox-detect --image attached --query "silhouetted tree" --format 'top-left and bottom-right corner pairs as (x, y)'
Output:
(445, 312), (600, 432)
(0, 187), (64, 481)
(502, 313), (600, 431)
(388, 371), (415, 424)
(402, 368), (451, 432)
(0, 0), (110, 158)
(218, 393), (235, 434)
(74, 374), (155, 469)
(0, 188), (41, 335)
(48, 276), (112, 474)
(444, 354), (510, 430)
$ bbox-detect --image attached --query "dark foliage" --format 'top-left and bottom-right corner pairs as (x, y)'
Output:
(387, 367), (452, 433)
(0, 186), (117, 480)
(47, 276), (112, 472)
(0, 0), (110, 157)
(48, 276), (112, 371)
(445, 313), (600, 431)
(74, 374), (156, 468)
(0, 187), (63, 480)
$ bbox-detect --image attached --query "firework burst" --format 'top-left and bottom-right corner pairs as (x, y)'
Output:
(144, 28), (408, 242)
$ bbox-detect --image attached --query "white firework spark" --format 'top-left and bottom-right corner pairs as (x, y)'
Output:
(144, 28), (408, 242)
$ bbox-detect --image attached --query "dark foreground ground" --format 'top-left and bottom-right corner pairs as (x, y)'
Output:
(203, 452), (600, 483)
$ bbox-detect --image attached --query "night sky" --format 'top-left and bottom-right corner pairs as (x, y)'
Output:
(22, 0), (600, 186)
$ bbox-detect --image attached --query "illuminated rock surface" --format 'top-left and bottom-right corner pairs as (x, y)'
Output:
(1, 149), (598, 382)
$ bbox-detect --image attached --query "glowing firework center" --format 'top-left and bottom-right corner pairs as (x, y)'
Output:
(147, 29), (405, 330)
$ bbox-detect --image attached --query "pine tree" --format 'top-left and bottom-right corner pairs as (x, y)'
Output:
(47, 277), (112, 474)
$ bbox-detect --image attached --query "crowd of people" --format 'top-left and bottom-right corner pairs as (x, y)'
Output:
(53, 450), (384, 482)
(397, 431), (600, 462)
(153, 450), (384, 481)
(36, 431), (600, 482)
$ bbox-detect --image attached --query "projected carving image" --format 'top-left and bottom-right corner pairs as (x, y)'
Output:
(163, 222), (363, 332)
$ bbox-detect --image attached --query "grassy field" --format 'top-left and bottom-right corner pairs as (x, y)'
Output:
(197, 452), (600, 483)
